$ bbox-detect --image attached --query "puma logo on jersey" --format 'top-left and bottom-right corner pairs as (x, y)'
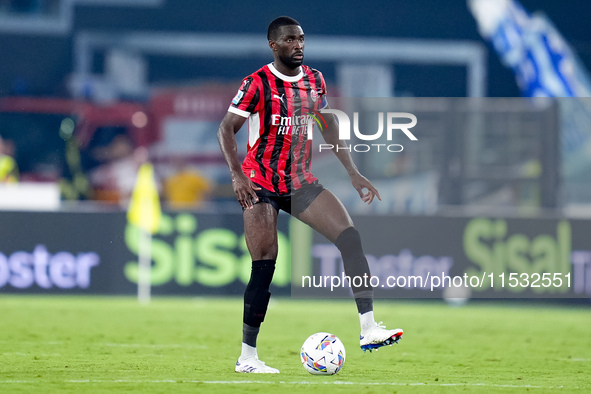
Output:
(273, 94), (285, 103)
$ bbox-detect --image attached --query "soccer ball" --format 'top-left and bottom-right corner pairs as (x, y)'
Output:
(300, 332), (346, 375)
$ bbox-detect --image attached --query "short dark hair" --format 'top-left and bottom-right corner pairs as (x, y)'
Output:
(267, 16), (300, 41)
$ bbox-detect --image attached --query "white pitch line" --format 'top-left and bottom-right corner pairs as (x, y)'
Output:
(194, 381), (567, 389)
(0, 380), (574, 389)
(0, 381), (37, 384)
(2, 353), (60, 356)
(0, 340), (207, 349)
(102, 343), (207, 349)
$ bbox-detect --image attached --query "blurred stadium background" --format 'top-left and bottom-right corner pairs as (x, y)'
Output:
(0, 1), (590, 391)
(0, 1), (590, 315)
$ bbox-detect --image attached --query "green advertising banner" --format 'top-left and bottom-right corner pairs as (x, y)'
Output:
(0, 211), (290, 295)
(1, 210), (590, 300)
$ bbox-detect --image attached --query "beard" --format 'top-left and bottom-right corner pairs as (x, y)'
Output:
(278, 52), (303, 69)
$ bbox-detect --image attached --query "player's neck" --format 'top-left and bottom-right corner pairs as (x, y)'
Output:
(272, 61), (301, 77)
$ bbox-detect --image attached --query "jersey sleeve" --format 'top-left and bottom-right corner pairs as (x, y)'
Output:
(228, 76), (260, 118)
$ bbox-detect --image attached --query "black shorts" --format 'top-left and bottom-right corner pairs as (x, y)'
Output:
(245, 181), (325, 217)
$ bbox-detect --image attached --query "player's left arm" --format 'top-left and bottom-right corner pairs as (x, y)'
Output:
(319, 106), (381, 204)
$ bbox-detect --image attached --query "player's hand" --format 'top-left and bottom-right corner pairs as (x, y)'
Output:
(350, 172), (381, 205)
(232, 173), (261, 209)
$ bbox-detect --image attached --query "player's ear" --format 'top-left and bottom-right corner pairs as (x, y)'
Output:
(269, 40), (277, 51)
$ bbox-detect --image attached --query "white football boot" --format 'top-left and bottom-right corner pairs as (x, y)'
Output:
(360, 321), (403, 352)
(235, 357), (280, 374)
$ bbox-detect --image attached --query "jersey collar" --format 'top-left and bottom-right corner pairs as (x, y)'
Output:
(268, 63), (303, 82)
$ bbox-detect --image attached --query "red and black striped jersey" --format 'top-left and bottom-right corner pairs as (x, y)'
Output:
(228, 63), (328, 194)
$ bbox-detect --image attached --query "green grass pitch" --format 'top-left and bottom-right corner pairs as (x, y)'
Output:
(0, 296), (589, 393)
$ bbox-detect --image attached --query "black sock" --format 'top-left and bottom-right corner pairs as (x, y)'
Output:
(335, 227), (375, 315)
(354, 290), (374, 315)
(242, 323), (260, 348)
(243, 259), (275, 327)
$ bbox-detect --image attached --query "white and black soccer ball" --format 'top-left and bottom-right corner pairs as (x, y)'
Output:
(300, 332), (346, 375)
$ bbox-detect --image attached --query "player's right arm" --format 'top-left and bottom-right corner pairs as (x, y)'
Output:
(217, 112), (261, 209)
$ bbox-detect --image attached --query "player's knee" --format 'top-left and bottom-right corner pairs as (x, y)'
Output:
(253, 250), (278, 261)
(250, 242), (278, 261)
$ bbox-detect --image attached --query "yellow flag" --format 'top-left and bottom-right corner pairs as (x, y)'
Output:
(0, 155), (19, 183)
(127, 163), (161, 234)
